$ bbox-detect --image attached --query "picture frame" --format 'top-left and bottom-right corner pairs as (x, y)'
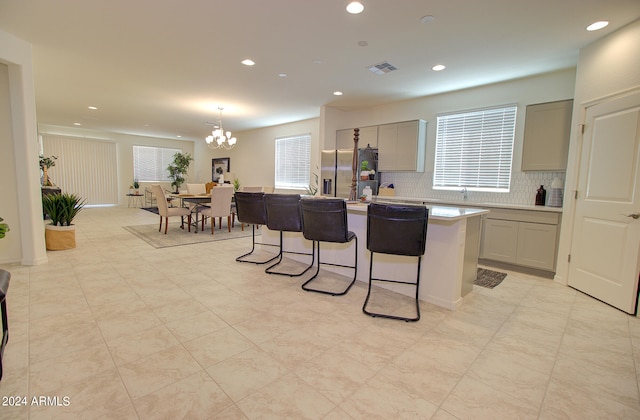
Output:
(212, 157), (230, 182)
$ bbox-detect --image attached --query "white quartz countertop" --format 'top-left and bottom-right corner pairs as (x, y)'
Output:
(372, 195), (563, 213)
(346, 201), (489, 221)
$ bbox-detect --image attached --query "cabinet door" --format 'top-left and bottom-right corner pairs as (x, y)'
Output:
(480, 219), (518, 263)
(336, 129), (356, 150)
(521, 99), (573, 171)
(377, 123), (398, 171)
(516, 222), (558, 270)
(395, 121), (419, 171)
(359, 126), (378, 148)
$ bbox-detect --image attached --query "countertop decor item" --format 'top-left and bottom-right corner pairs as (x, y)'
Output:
(535, 185), (546, 206)
(547, 177), (564, 207)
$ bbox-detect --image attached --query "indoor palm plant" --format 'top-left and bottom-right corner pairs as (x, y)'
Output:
(167, 152), (193, 193)
(0, 217), (9, 239)
(42, 192), (86, 250)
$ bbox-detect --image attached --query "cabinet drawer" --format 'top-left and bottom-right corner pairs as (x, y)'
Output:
(485, 208), (559, 225)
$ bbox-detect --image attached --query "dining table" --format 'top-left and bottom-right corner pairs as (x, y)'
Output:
(171, 193), (211, 233)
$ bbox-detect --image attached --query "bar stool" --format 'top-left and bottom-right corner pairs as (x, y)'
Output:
(264, 194), (315, 276)
(363, 203), (428, 322)
(0, 270), (10, 381)
(299, 198), (357, 296)
(234, 192), (278, 264)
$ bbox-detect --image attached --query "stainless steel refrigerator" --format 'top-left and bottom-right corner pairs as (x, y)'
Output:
(321, 147), (378, 199)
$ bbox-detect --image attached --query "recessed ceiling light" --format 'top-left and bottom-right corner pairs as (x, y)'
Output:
(346, 2), (364, 14)
(73, 122), (81, 126)
(420, 15), (435, 24)
(278, 73), (288, 77)
(432, 64), (446, 71)
(586, 21), (609, 31)
(88, 106), (97, 110)
(176, 135), (182, 138)
(333, 91), (343, 96)
(241, 59), (255, 66)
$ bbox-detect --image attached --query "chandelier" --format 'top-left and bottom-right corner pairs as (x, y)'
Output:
(205, 107), (237, 150)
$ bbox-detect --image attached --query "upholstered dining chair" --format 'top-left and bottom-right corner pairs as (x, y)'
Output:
(151, 184), (191, 234)
(186, 183), (206, 194)
(199, 185), (235, 234)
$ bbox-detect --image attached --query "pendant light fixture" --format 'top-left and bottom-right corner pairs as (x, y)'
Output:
(205, 107), (237, 150)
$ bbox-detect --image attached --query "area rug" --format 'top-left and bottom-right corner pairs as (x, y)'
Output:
(123, 223), (255, 248)
(141, 207), (159, 214)
(474, 268), (507, 289)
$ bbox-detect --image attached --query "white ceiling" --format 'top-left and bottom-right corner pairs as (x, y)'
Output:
(1, 0), (639, 141)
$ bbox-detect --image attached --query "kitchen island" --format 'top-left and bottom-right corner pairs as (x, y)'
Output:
(260, 200), (489, 310)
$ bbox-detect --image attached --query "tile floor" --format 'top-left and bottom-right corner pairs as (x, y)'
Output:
(1, 206), (640, 419)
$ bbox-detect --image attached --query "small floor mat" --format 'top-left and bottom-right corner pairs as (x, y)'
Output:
(474, 268), (507, 289)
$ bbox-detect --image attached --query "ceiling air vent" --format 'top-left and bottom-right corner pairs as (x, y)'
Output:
(368, 61), (397, 75)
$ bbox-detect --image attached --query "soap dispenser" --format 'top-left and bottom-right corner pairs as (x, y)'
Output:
(535, 185), (546, 206)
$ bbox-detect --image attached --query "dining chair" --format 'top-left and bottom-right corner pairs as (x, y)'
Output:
(199, 185), (234, 234)
(299, 198), (357, 296)
(186, 183), (206, 194)
(151, 184), (191, 234)
(363, 203), (428, 322)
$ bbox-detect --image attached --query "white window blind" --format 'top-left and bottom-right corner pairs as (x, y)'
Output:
(42, 135), (118, 205)
(275, 134), (311, 189)
(133, 145), (181, 182)
(433, 105), (517, 192)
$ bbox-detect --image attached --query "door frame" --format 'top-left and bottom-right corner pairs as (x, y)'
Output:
(556, 87), (640, 314)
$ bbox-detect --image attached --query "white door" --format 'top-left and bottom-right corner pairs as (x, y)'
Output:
(568, 90), (640, 314)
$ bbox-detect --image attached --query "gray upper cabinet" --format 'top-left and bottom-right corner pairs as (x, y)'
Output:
(336, 125), (378, 149)
(377, 120), (426, 172)
(521, 99), (573, 171)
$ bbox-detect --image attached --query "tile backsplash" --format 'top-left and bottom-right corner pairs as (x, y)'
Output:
(380, 171), (565, 206)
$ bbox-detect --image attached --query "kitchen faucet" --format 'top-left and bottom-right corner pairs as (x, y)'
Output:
(459, 187), (468, 200)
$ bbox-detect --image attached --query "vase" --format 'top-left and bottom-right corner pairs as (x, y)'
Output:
(44, 224), (76, 250)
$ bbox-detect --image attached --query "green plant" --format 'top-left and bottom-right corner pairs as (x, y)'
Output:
(360, 160), (369, 171)
(39, 154), (58, 170)
(232, 178), (241, 192)
(0, 217), (9, 239)
(305, 168), (319, 196)
(39, 154), (58, 186)
(167, 152), (193, 192)
(42, 193), (86, 226)
(133, 180), (140, 189)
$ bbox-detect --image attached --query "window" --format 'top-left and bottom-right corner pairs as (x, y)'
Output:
(133, 145), (181, 182)
(274, 134), (311, 189)
(433, 105), (517, 192)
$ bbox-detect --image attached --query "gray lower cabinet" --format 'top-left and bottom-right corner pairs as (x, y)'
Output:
(480, 208), (560, 271)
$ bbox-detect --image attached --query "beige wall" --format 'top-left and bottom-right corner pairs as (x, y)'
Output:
(555, 19), (640, 285)
(0, 29), (46, 265)
(196, 118), (320, 193)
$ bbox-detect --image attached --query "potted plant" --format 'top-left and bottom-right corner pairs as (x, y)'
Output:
(369, 169), (376, 180)
(232, 178), (241, 192)
(41, 193), (86, 250)
(360, 160), (370, 180)
(0, 217), (9, 239)
(39, 154), (58, 186)
(133, 180), (140, 194)
(167, 152), (193, 193)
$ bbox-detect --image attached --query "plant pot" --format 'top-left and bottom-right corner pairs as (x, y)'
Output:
(45, 224), (76, 250)
(369, 174), (375, 180)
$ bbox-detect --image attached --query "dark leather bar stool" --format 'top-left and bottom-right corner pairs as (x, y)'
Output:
(363, 203), (428, 322)
(299, 198), (357, 296)
(264, 194), (315, 276)
(0, 269), (10, 381)
(234, 192), (278, 264)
